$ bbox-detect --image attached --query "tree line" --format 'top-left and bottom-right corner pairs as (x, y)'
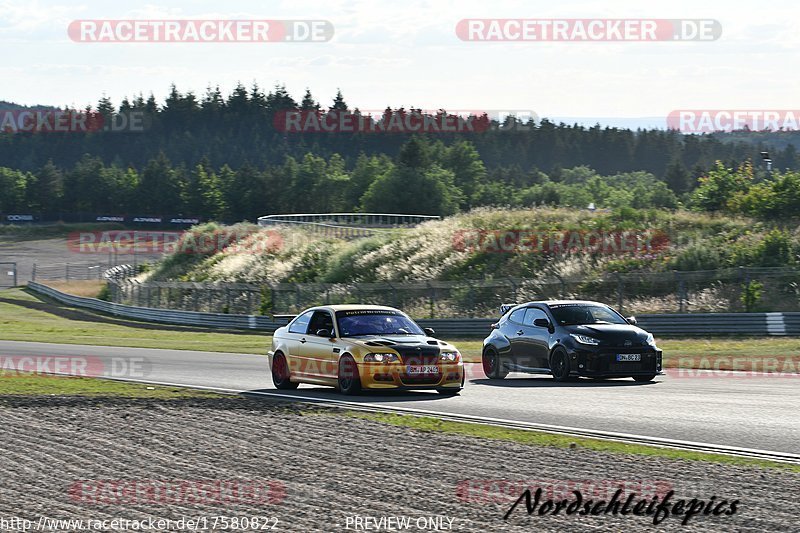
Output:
(1, 134), (798, 221)
(1, 84), (799, 220)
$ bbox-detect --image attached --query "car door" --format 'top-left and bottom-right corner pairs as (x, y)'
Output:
(522, 307), (552, 369)
(285, 310), (313, 375)
(505, 308), (531, 367)
(303, 309), (338, 379)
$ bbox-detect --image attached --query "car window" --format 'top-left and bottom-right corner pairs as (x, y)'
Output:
(336, 310), (424, 337)
(307, 310), (335, 336)
(288, 310), (314, 334)
(523, 307), (548, 326)
(549, 304), (627, 326)
(508, 308), (525, 324)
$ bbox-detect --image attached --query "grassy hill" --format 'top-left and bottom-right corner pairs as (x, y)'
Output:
(148, 207), (793, 284)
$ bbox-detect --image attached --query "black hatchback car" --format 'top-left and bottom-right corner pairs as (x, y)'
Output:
(482, 300), (662, 382)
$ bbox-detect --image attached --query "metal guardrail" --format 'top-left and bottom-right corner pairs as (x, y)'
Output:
(258, 213), (440, 227)
(26, 282), (800, 337)
(257, 213), (441, 240)
(29, 282), (284, 331)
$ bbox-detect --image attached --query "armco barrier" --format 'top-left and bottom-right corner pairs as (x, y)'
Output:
(26, 282), (800, 336)
(28, 282), (284, 331)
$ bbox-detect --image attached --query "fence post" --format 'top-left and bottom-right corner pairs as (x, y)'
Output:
(65, 264), (70, 281)
(675, 270), (685, 313)
(616, 273), (624, 314)
(13, 264), (17, 287)
(427, 281), (436, 319)
(32, 263), (36, 282)
(740, 266), (753, 312)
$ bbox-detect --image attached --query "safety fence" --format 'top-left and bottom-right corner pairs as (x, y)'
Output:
(108, 267), (800, 318)
(27, 281), (800, 337)
(257, 213), (440, 240)
(31, 262), (112, 281)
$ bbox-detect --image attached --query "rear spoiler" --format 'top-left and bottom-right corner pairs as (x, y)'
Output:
(272, 314), (297, 323)
(499, 303), (517, 316)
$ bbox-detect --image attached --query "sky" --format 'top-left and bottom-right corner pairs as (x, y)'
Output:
(0, 0), (797, 127)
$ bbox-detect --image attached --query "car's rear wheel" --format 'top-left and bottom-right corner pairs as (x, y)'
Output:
(482, 347), (508, 380)
(550, 349), (571, 382)
(633, 374), (657, 382)
(272, 352), (298, 390)
(338, 355), (362, 395)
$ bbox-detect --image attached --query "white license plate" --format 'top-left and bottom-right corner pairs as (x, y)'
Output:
(406, 365), (440, 375)
(616, 354), (641, 362)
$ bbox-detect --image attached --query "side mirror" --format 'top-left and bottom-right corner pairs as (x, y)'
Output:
(423, 327), (436, 336)
(316, 328), (334, 338)
(533, 318), (551, 328)
(490, 322), (499, 330)
(626, 316), (637, 326)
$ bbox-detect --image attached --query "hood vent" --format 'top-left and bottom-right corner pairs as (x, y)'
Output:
(365, 340), (397, 347)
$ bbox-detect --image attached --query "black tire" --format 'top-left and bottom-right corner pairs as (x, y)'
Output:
(550, 349), (571, 382)
(436, 388), (461, 396)
(338, 355), (363, 395)
(272, 352), (298, 390)
(633, 374), (657, 382)
(482, 347), (508, 380)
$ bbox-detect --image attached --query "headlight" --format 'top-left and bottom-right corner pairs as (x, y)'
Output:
(644, 333), (656, 346)
(363, 353), (399, 363)
(570, 334), (600, 346)
(440, 351), (461, 363)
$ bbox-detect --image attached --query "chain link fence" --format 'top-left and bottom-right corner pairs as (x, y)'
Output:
(31, 261), (112, 282)
(106, 267), (800, 318)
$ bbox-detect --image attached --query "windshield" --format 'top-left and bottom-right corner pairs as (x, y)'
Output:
(336, 310), (424, 337)
(548, 304), (627, 326)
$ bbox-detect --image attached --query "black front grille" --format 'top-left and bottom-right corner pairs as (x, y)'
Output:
(608, 362), (646, 372)
(400, 374), (441, 385)
(590, 350), (658, 373)
(395, 345), (440, 366)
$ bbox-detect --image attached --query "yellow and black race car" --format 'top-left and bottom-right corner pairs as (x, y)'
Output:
(268, 305), (464, 395)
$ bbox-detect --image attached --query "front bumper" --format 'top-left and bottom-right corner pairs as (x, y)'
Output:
(568, 348), (662, 377)
(358, 362), (465, 390)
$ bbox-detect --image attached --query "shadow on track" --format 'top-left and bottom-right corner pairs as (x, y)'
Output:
(244, 387), (455, 403)
(470, 376), (659, 388)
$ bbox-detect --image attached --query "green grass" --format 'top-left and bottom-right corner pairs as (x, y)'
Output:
(0, 288), (269, 354)
(0, 373), (221, 398)
(347, 412), (800, 473)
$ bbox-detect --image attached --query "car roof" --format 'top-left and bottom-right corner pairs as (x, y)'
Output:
(517, 300), (610, 308)
(310, 304), (403, 313)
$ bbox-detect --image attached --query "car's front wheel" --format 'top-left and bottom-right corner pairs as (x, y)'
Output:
(272, 352), (298, 390)
(633, 374), (657, 382)
(482, 347), (508, 380)
(550, 349), (572, 382)
(338, 355), (362, 395)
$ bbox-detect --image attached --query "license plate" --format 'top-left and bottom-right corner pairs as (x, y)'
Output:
(616, 354), (641, 362)
(407, 365), (440, 375)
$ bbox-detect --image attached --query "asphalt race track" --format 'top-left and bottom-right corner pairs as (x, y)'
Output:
(1, 340), (798, 456)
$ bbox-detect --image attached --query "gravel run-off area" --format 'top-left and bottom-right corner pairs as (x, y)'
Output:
(0, 396), (797, 532)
